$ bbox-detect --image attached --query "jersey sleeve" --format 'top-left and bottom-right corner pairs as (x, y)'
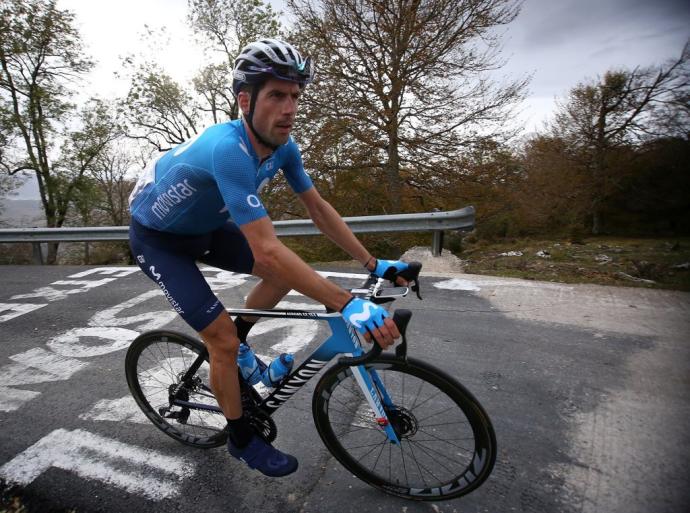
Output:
(212, 137), (269, 226)
(281, 137), (313, 194)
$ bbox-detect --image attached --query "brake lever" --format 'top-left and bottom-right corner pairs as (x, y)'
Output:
(410, 278), (422, 300)
(398, 261), (423, 300)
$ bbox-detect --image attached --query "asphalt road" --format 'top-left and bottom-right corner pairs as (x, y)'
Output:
(0, 265), (688, 513)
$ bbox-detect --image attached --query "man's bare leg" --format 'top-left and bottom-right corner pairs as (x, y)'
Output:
(197, 278), (290, 418)
(199, 311), (242, 418)
(240, 278), (291, 323)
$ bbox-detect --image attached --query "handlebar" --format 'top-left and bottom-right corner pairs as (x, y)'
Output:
(338, 260), (422, 366)
(338, 309), (412, 366)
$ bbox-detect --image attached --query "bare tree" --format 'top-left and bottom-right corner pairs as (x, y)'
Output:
(89, 146), (137, 226)
(193, 62), (235, 123)
(550, 41), (690, 234)
(0, 0), (125, 262)
(120, 0), (282, 150)
(288, 0), (528, 212)
(122, 60), (202, 151)
(188, 0), (283, 119)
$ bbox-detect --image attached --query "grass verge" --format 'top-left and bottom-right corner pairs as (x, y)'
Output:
(459, 236), (690, 291)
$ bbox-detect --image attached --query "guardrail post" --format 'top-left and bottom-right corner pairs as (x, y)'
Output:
(32, 242), (44, 265)
(432, 230), (444, 257)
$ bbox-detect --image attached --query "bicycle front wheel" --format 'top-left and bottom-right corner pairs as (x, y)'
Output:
(125, 330), (227, 448)
(312, 355), (496, 501)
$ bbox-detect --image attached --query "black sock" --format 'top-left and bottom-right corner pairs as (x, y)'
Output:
(227, 416), (254, 448)
(234, 316), (256, 344)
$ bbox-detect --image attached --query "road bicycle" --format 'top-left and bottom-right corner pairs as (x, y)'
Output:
(125, 263), (496, 501)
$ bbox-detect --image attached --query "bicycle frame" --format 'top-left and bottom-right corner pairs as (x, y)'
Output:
(171, 306), (403, 445)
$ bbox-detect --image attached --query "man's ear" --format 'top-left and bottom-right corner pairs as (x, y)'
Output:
(238, 91), (251, 116)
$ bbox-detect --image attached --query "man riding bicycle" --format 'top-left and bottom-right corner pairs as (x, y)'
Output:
(128, 38), (410, 477)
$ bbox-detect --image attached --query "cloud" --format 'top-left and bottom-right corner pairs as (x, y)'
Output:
(525, 0), (686, 45)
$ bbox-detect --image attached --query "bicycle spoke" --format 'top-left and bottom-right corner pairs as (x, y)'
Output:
(137, 368), (168, 389)
(156, 343), (175, 379)
(416, 427), (474, 453)
(370, 438), (387, 474)
(328, 421), (380, 434)
(406, 388), (446, 414)
(126, 335), (230, 450)
(315, 358), (496, 500)
(405, 439), (464, 475)
(400, 435), (410, 487)
(328, 394), (363, 417)
(352, 439), (387, 461)
(418, 419), (471, 429)
(407, 377), (426, 411)
(414, 403), (465, 423)
(404, 439), (431, 487)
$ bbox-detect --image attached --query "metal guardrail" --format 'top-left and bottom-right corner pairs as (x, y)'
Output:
(0, 206), (475, 264)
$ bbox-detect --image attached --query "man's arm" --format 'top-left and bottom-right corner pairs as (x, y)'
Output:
(298, 188), (408, 286)
(239, 216), (400, 347)
(298, 187), (375, 270)
(241, 216), (351, 310)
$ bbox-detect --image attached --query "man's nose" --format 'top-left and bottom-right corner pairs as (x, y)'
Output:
(282, 96), (297, 115)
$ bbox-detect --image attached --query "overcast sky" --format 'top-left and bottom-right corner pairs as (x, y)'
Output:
(10, 0), (690, 199)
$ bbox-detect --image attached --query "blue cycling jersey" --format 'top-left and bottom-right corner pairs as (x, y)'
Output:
(129, 119), (313, 234)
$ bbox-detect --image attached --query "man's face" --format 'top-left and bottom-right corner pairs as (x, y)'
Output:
(242, 78), (301, 148)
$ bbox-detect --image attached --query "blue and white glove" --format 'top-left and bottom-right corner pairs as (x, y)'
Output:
(340, 297), (389, 335)
(370, 259), (409, 282)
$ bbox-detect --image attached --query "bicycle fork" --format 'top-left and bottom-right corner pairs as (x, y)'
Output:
(350, 365), (401, 446)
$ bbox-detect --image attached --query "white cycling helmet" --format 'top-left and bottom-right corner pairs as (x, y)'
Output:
(232, 38), (314, 96)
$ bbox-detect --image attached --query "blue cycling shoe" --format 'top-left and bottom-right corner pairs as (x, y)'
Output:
(228, 435), (298, 477)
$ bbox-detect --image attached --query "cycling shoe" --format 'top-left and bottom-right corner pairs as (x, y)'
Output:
(228, 435), (298, 477)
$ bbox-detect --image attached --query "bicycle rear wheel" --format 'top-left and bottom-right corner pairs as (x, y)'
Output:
(125, 330), (227, 448)
(312, 355), (496, 501)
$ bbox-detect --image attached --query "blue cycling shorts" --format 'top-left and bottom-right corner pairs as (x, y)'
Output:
(129, 219), (254, 332)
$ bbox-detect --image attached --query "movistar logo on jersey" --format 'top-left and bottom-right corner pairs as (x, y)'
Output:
(151, 179), (198, 220)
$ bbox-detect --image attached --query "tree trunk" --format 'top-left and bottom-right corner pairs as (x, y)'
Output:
(386, 116), (403, 212)
(591, 207), (602, 235)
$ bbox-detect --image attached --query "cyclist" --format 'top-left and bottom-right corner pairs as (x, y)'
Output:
(128, 38), (410, 477)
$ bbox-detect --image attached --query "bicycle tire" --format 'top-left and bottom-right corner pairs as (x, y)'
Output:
(125, 330), (227, 449)
(312, 355), (496, 501)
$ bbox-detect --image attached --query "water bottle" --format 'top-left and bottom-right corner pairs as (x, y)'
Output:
(261, 353), (294, 387)
(236, 343), (266, 386)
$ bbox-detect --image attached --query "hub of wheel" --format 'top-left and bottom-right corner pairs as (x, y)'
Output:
(388, 407), (417, 438)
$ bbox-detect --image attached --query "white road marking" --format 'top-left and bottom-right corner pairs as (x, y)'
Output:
(2, 267), (139, 323)
(252, 301), (320, 355)
(0, 303), (47, 323)
(82, 357), (226, 429)
(0, 387), (40, 412)
(0, 348), (89, 412)
(318, 271), (368, 280)
(67, 267), (139, 278)
(433, 278), (482, 292)
(83, 300), (321, 422)
(0, 429), (194, 500)
(2, 290), (176, 411)
(200, 269), (248, 292)
(88, 289), (177, 331)
(10, 278), (118, 302)
(5, 348), (89, 385)
(47, 327), (140, 358)
(79, 396), (149, 424)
